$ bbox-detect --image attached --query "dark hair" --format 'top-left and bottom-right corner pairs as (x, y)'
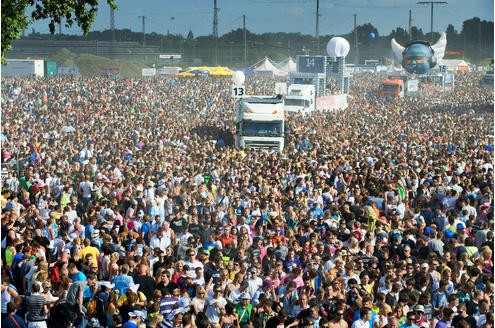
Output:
(32, 283), (41, 293)
(7, 302), (16, 313)
(442, 307), (454, 317)
(361, 307), (371, 317)
(113, 314), (122, 325)
(86, 273), (97, 281)
(196, 312), (210, 328)
(225, 302), (235, 315)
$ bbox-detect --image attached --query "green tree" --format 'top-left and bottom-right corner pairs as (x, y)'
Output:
(410, 27), (425, 41)
(357, 23), (378, 47)
(1, 0), (116, 63)
(390, 27), (409, 45)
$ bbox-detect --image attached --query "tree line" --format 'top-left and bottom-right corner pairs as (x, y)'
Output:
(25, 17), (493, 65)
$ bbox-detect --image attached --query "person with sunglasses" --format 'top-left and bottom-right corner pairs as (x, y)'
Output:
(328, 303), (348, 328)
(205, 283), (227, 325)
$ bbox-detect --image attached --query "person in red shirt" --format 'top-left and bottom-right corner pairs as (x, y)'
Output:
(218, 228), (236, 248)
(413, 305), (429, 327)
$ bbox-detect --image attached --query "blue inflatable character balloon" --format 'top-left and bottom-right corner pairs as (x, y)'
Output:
(391, 32), (447, 74)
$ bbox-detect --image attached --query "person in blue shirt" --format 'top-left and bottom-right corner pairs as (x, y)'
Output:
(399, 312), (419, 328)
(2, 302), (27, 328)
(431, 280), (448, 315)
(112, 264), (134, 295)
(84, 217), (97, 240)
(308, 202), (324, 220)
(68, 263), (94, 300)
(123, 310), (146, 328)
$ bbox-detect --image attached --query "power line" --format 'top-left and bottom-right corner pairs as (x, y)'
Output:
(110, 6), (116, 41)
(213, 0), (219, 38)
(213, 0), (219, 65)
(315, 0), (320, 54)
(138, 16), (146, 46)
(409, 9), (412, 41)
(417, 1), (447, 42)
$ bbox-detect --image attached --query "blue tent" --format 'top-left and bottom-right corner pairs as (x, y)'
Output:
(230, 67), (256, 75)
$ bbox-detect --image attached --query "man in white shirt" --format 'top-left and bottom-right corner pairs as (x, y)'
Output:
(247, 267), (263, 297)
(352, 307), (372, 328)
(205, 283), (227, 324)
(149, 228), (170, 250)
(78, 174), (93, 210)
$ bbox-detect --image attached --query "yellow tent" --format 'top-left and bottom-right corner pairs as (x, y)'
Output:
(175, 66), (234, 77)
(176, 71), (195, 77)
(209, 66), (234, 76)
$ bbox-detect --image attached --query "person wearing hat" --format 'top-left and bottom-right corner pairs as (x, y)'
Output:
(227, 280), (249, 304)
(117, 283), (146, 309)
(412, 305), (428, 328)
(93, 281), (115, 327)
(162, 308), (185, 328)
(87, 317), (101, 328)
(123, 310), (146, 328)
(234, 291), (253, 326)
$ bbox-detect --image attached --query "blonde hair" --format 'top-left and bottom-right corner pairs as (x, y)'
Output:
(196, 286), (206, 298)
(111, 252), (120, 262)
(72, 248), (82, 262)
(147, 313), (164, 328)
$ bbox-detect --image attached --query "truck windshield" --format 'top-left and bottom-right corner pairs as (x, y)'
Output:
(242, 121), (283, 137)
(285, 98), (309, 107)
(382, 84), (399, 92)
(481, 72), (493, 88)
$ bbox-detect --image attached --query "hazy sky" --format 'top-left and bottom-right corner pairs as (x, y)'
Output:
(30, 0), (493, 38)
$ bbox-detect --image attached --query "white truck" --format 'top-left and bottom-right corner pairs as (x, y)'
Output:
(1, 59), (45, 77)
(283, 84), (315, 116)
(235, 96), (285, 152)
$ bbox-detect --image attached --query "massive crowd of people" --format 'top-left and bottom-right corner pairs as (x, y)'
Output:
(0, 70), (493, 328)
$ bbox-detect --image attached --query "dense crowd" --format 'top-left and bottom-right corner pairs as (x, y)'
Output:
(0, 70), (493, 328)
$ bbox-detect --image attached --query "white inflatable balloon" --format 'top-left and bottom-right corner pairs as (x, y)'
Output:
(326, 37), (350, 57)
(232, 71), (246, 85)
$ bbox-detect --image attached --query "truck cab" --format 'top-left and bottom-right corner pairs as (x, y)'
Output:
(380, 79), (404, 99)
(235, 96), (285, 152)
(283, 84), (315, 116)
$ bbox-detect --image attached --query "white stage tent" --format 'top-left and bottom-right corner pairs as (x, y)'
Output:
(251, 57), (288, 77)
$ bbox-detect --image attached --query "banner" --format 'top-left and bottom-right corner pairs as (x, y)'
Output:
(142, 68), (156, 77)
(315, 95), (348, 111)
(406, 79), (419, 92)
(58, 66), (79, 75)
(157, 67), (181, 75)
(100, 68), (119, 78)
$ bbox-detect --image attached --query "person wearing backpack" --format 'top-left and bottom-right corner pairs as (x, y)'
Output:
(93, 281), (115, 327)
